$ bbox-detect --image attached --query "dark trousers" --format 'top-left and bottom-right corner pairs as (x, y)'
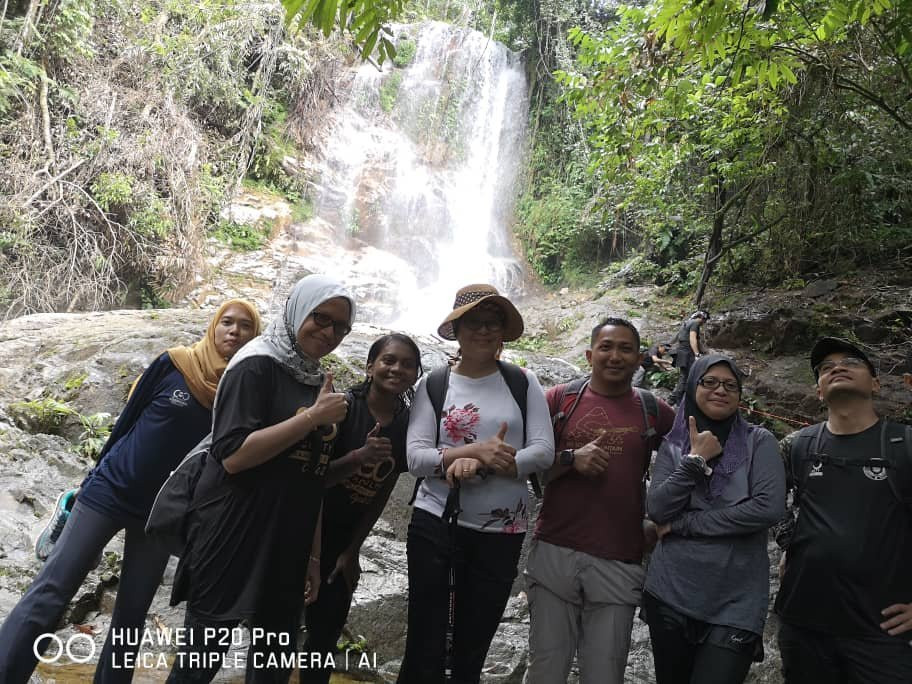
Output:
(0, 500), (170, 684)
(778, 620), (912, 684)
(397, 507), (524, 684)
(643, 592), (757, 684)
(300, 542), (357, 684)
(166, 610), (300, 684)
(668, 364), (691, 406)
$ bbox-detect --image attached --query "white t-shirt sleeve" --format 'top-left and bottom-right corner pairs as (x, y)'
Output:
(406, 376), (443, 478)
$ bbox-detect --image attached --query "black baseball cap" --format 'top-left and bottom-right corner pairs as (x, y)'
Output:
(810, 337), (876, 379)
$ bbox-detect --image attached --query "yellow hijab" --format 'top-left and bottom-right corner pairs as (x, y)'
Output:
(166, 299), (262, 408)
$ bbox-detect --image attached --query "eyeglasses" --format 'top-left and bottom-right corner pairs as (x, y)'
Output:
(697, 377), (740, 393)
(460, 316), (504, 332)
(815, 356), (867, 376)
(310, 311), (351, 338)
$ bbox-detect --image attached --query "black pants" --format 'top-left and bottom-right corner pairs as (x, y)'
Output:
(668, 364), (691, 406)
(643, 592), (757, 684)
(166, 610), (300, 684)
(779, 620), (912, 684)
(397, 507), (524, 684)
(301, 539), (357, 684)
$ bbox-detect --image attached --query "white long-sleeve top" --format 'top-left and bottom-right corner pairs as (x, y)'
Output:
(407, 368), (555, 533)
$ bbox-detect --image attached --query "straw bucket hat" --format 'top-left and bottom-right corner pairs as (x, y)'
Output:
(437, 284), (524, 342)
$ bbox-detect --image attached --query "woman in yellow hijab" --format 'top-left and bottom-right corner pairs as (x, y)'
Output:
(0, 300), (260, 684)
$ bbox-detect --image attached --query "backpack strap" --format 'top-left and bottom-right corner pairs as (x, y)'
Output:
(495, 361), (529, 447)
(634, 388), (659, 442)
(634, 387), (659, 480)
(551, 376), (589, 442)
(426, 365), (451, 446)
(884, 421), (912, 510)
(495, 361), (542, 498)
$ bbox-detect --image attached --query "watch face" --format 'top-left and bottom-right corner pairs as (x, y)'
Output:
(559, 449), (574, 466)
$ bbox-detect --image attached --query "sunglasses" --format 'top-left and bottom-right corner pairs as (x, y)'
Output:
(310, 311), (351, 338)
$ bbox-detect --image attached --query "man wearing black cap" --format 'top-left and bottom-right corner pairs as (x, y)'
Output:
(774, 337), (912, 684)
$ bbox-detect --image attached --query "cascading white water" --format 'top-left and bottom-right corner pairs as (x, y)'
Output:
(310, 21), (529, 332)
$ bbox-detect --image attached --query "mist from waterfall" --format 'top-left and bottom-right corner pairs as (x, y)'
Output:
(311, 21), (529, 332)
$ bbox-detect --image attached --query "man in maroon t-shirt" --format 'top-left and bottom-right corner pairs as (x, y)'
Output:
(525, 317), (674, 684)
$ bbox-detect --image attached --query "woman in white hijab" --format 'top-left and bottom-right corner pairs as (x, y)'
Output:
(167, 275), (355, 684)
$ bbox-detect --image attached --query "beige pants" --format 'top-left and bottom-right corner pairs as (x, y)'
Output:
(524, 539), (645, 684)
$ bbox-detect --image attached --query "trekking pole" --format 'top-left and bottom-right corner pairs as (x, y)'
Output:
(442, 481), (461, 684)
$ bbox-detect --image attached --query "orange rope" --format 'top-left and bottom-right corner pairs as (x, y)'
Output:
(739, 404), (813, 428)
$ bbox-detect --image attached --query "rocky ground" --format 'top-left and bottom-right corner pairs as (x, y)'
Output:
(1, 219), (909, 683)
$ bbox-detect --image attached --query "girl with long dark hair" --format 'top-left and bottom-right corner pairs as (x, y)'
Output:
(302, 333), (423, 683)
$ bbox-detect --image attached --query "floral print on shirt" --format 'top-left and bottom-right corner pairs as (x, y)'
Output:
(443, 403), (480, 444)
(481, 497), (527, 533)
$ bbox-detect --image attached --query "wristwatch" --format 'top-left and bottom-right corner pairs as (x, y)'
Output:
(558, 449), (575, 466)
(685, 454), (713, 476)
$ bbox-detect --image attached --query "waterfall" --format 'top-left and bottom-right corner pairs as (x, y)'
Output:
(309, 21), (530, 332)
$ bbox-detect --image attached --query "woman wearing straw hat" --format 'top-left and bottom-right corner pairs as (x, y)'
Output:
(398, 284), (554, 684)
(0, 299), (261, 684)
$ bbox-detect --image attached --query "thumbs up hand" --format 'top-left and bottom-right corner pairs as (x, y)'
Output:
(571, 430), (613, 478)
(475, 421), (517, 476)
(356, 421), (392, 468)
(688, 416), (722, 460)
(309, 371), (348, 428)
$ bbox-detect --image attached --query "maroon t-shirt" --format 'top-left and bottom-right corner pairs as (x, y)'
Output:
(534, 384), (674, 562)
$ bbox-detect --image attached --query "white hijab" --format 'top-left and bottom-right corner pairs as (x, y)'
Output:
(223, 274), (355, 387)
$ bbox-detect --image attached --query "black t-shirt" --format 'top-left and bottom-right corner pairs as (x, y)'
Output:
(775, 421), (912, 637)
(641, 344), (665, 370)
(674, 320), (701, 368)
(172, 355), (331, 622)
(321, 391), (409, 556)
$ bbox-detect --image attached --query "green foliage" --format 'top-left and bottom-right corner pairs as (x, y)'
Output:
(292, 198), (314, 223)
(47, 0), (96, 61)
(379, 71), (403, 113)
(8, 398), (76, 435)
(546, 0), (912, 297)
(212, 219), (272, 251)
(281, 0), (401, 64)
(128, 198), (174, 239)
(646, 368), (676, 390)
(393, 39), (417, 67)
(0, 54), (43, 116)
(91, 173), (135, 212)
(76, 412), (113, 460)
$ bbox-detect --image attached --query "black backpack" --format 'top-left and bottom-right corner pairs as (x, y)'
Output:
(144, 437), (219, 557)
(550, 377), (660, 478)
(410, 361), (540, 500)
(789, 419), (912, 510)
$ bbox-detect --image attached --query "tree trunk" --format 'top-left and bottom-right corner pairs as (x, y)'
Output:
(693, 184), (726, 307)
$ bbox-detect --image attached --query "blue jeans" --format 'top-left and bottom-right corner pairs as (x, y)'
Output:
(0, 500), (171, 684)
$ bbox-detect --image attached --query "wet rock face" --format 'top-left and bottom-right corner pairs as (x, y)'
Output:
(0, 309), (576, 682)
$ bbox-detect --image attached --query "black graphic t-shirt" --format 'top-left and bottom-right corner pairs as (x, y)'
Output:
(775, 421), (912, 637)
(322, 390), (408, 548)
(172, 355), (331, 622)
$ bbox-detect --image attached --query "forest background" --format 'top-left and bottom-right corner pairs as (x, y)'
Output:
(1, 0), (910, 317)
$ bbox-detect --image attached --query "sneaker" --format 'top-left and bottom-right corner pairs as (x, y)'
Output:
(35, 488), (78, 561)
